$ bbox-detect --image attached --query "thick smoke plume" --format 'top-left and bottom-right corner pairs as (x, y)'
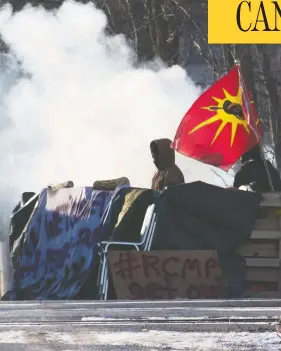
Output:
(0, 1), (232, 237)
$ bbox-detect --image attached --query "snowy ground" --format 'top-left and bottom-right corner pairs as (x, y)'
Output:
(0, 300), (279, 350)
(0, 328), (280, 350)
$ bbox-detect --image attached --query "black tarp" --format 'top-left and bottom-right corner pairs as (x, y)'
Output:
(151, 182), (261, 252)
(151, 182), (262, 297)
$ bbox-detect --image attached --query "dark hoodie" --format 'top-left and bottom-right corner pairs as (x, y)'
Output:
(150, 138), (184, 191)
(233, 144), (281, 192)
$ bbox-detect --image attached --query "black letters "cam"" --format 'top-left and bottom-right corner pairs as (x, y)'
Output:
(236, 1), (281, 32)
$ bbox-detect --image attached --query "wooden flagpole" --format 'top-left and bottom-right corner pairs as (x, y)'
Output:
(235, 59), (275, 193)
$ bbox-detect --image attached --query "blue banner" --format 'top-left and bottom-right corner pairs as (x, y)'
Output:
(9, 186), (114, 299)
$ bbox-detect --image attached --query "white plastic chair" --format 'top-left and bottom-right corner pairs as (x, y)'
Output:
(97, 204), (157, 300)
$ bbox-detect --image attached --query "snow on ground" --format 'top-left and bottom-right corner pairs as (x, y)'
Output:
(0, 330), (280, 350)
(95, 330), (281, 350)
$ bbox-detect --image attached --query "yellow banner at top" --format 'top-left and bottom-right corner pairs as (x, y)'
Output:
(208, 0), (281, 43)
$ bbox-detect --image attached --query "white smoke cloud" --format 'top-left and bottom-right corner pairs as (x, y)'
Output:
(0, 1), (233, 236)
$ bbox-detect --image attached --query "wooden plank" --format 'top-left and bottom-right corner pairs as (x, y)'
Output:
(260, 193), (281, 207)
(245, 258), (279, 267)
(245, 268), (279, 282)
(237, 242), (278, 257)
(244, 290), (280, 298)
(253, 218), (279, 230)
(257, 208), (275, 219)
(244, 238), (279, 245)
(250, 230), (281, 239)
(257, 207), (281, 219)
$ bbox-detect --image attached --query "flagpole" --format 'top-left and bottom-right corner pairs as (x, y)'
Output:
(235, 59), (275, 193)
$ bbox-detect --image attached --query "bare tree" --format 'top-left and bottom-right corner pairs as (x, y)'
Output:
(5, 0), (281, 170)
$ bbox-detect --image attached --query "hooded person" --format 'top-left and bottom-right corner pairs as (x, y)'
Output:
(150, 138), (185, 191)
(233, 144), (281, 192)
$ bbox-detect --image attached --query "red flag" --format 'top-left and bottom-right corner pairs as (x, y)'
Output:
(171, 65), (261, 171)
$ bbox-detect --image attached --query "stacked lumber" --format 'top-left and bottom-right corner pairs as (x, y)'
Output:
(238, 193), (281, 298)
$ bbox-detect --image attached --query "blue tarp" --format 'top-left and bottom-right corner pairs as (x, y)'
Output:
(5, 186), (123, 300)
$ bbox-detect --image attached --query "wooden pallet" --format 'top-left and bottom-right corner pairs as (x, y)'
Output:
(237, 193), (281, 298)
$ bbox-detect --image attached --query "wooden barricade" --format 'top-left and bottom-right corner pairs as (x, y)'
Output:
(237, 193), (281, 298)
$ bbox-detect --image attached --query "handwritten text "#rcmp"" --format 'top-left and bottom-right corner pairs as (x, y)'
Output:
(110, 252), (224, 300)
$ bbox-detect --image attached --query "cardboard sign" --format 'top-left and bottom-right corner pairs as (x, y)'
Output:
(108, 250), (224, 300)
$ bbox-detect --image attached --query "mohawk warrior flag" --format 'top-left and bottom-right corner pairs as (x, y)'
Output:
(172, 65), (261, 171)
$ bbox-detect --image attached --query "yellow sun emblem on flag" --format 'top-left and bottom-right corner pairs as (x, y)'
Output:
(188, 87), (254, 147)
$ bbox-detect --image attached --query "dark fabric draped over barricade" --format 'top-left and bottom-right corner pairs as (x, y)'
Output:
(3, 181), (261, 300)
(92, 187), (157, 243)
(151, 182), (262, 297)
(10, 192), (39, 255)
(109, 188), (158, 242)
